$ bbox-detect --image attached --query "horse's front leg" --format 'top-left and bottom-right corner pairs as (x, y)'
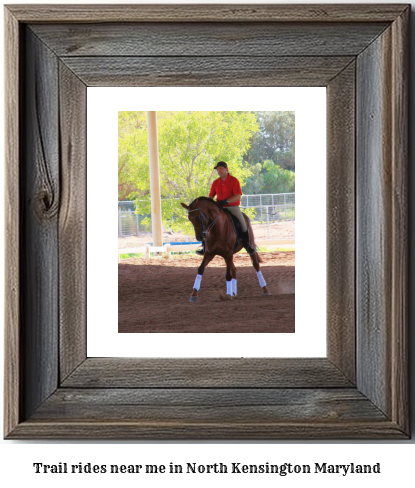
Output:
(224, 254), (235, 298)
(231, 262), (237, 297)
(190, 252), (213, 303)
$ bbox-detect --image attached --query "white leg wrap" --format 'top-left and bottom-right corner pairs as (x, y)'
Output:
(232, 279), (237, 296)
(193, 274), (202, 291)
(226, 280), (233, 295)
(257, 270), (267, 287)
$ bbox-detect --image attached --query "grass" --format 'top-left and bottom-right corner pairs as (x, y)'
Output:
(119, 251), (198, 260)
(119, 253), (144, 259)
(256, 246), (295, 252)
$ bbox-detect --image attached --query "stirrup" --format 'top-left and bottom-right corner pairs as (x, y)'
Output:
(195, 248), (204, 256)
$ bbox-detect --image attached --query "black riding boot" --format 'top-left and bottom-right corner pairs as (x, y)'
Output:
(195, 241), (205, 256)
(241, 230), (256, 255)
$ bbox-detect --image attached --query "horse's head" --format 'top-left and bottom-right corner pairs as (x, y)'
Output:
(181, 199), (204, 241)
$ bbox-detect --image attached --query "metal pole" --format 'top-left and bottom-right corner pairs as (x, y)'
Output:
(284, 193), (287, 220)
(260, 194), (263, 223)
(266, 206), (270, 239)
(118, 207), (122, 236)
(147, 111), (163, 248)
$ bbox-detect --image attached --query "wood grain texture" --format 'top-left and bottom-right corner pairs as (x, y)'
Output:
(60, 56), (355, 87)
(389, 8), (409, 432)
(356, 14), (408, 428)
(62, 358), (353, 389)
(357, 29), (391, 417)
(7, 421), (406, 441)
(21, 28), (60, 420)
(326, 62), (356, 383)
(4, 6), (21, 438)
(31, 22), (388, 57)
(32, 389), (386, 423)
(58, 63), (87, 381)
(6, 4), (409, 23)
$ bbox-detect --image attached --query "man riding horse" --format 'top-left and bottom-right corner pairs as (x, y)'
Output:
(196, 161), (256, 256)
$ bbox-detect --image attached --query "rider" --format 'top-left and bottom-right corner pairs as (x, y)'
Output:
(196, 161), (256, 256)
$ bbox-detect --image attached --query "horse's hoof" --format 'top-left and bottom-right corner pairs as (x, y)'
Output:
(262, 291), (271, 296)
(189, 296), (198, 303)
(219, 294), (232, 301)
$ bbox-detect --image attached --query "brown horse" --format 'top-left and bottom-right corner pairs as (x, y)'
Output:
(180, 197), (271, 302)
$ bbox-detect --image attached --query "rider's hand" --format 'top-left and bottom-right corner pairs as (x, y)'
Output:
(217, 200), (228, 208)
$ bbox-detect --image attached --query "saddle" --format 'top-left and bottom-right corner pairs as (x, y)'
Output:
(222, 208), (244, 251)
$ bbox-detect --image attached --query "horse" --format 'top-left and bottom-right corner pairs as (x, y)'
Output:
(180, 197), (271, 302)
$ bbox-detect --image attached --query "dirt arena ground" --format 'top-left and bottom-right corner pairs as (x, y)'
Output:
(119, 251), (295, 333)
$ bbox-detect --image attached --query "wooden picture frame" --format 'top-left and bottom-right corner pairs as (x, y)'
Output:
(4, 4), (409, 439)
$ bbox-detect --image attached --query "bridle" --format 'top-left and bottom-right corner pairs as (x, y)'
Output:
(187, 205), (221, 236)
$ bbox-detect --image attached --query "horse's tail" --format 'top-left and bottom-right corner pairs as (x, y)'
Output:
(244, 214), (263, 263)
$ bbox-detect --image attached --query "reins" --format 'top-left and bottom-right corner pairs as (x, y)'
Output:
(187, 205), (221, 236)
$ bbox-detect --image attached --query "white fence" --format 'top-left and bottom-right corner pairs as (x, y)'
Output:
(118, 238), (295, 261)
(118, 193), (295, 237)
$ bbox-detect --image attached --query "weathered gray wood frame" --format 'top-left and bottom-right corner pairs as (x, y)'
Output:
(4, 4), (409, 439)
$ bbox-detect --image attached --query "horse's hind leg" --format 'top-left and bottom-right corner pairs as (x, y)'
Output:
(190, 253), (213, 302)
(251, 252), (271, 296)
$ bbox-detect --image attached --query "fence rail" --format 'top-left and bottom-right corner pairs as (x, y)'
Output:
(118, 193), (295, 238)
(118, 239), (295, 261)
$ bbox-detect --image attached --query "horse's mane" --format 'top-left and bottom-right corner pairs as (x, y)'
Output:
(189, 196), (220, 208)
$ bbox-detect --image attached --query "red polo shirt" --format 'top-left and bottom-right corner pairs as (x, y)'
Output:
(209, 174), (242, 207)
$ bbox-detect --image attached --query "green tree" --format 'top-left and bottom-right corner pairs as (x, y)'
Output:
(244, 111), (295, 171)
(118, 111), (148, 201)
(262, 160), (295, 194)
(241, 162), (264, 195)
(241, 111), (295, 195)
(118, 111), (259, 234)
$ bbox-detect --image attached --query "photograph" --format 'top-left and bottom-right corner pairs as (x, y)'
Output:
(118, 110), (295, 333)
